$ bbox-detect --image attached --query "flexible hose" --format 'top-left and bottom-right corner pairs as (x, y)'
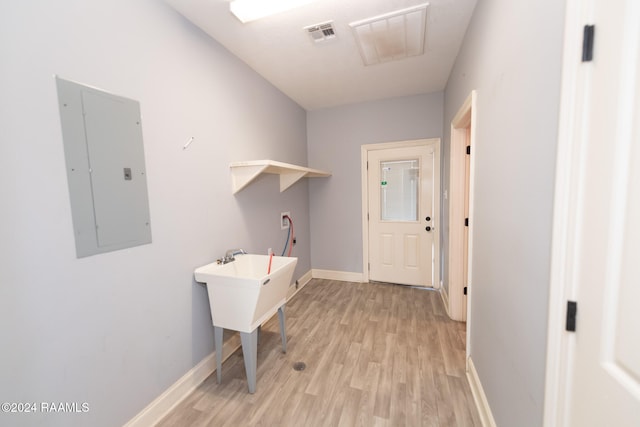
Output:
(286, 215), (294, 257)
(281, 215), (294, 257)
(281, 219), (291, 256)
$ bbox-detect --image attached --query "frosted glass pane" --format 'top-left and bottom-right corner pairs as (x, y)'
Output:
(380, 159), (419, 221)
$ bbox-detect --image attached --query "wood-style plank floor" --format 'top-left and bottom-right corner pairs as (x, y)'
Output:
(157, 279), (481, 427)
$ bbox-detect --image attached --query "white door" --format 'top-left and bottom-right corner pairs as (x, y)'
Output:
(367, 142), (439, 287)
(545, 0), (640, 424)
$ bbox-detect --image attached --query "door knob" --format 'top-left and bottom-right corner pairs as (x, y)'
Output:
(425, 226), (431, 232)
(426, 216), (431, 221)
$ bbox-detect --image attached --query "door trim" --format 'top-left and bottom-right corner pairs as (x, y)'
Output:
(361, 138), (441, 287)
(448, 90), (477, 323)
(543, 0), (593, 424)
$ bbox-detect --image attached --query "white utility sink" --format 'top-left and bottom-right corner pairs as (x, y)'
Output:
(194, 253), (297, 333)
(194, 253), (297, 393)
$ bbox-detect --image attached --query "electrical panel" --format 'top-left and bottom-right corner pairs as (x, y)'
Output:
(56, 77), (152, 258)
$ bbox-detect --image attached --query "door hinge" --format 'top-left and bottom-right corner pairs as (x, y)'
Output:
(466, 145), (471, 155)
(566, 300), (577, 332)
(366, 161), (369, 170)
(463, 286), (467, 295)
(582, 25), (595, 62)
(465, 218), (469, 227)
(367, 212), (369, 221)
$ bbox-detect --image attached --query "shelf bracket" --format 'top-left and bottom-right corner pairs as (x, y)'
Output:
(230, 164), (269, 194)
(280, 171), (308, 192)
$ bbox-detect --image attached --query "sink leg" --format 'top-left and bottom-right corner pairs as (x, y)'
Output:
(214, 326), (223, 384)
(278, 305), (287, 353)
(240, 329), (258, 394)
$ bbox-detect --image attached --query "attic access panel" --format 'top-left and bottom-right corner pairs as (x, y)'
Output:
(56, 77), (152, 258)
(349, 3), (429, 66)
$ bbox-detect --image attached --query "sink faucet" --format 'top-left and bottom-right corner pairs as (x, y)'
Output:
(218, 248), (247, 264)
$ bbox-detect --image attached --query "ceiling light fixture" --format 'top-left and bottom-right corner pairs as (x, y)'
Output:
(230, 0), (315, 23)
(349, 3), (429, 66)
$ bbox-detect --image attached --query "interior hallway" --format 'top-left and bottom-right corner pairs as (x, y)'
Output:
(158, 279), (481, 426)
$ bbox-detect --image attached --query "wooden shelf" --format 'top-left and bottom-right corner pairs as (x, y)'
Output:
(230, 160), (331, 194)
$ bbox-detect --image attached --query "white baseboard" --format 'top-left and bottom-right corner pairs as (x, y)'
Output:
(466, 356), (497, 427)
(311, 269), (365, 283)
(124, 270), (312, 427)
(286, 269), (313, 300)
(123, 334), (241, 427)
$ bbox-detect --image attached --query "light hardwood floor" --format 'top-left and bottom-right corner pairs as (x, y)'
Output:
(157, 279), (481, 427)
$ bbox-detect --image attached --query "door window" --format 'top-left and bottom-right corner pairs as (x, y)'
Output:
(380, 159), (419, 221)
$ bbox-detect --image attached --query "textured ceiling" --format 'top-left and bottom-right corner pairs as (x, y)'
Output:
(166, 0), (477, 110)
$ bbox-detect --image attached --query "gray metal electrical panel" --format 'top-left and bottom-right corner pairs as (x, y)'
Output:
(56, 77), (152, 258)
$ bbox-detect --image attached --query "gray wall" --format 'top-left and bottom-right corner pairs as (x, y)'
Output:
(307, 93), (444, 274)
(442, 0), (565, 425)
(0, 1), (310, 426)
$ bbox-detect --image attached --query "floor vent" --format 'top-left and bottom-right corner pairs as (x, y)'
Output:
(305, 21), (337, 44)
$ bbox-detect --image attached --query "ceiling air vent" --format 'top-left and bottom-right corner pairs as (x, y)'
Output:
(304, 21), (337, 44)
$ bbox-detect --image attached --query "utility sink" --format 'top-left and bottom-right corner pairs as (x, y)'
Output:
(194, 253), (298, 393)
(194, 253), (297, 333)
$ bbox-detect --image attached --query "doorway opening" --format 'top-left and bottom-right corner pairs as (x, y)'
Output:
(447, 91), (476, 323)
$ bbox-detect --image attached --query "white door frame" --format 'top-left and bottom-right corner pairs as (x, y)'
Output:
(543, 0), (585, 418)
(544, 0), (639, 423)
(361, 138), (441, 287)
(447, 91), (477, 322)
